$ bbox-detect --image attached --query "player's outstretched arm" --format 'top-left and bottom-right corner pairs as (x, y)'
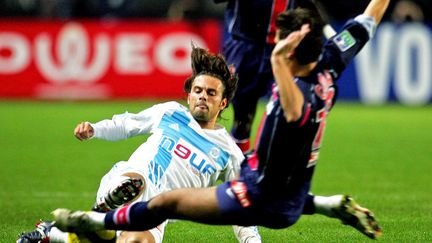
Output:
(363, 0), (390, 25)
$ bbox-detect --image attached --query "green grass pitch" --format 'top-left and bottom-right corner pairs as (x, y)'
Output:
(1, 100), (431, 242)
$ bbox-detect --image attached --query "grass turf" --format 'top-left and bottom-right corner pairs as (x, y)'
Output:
(1, 100), (431, 242)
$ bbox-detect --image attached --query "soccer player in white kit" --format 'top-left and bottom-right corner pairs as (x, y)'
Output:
(85, 100), (253, 242)
(17, 45), (261, 243)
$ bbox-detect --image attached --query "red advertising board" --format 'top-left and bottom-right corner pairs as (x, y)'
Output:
(0, 19), (222, 99)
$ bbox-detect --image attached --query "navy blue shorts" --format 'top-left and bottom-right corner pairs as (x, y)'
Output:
(223, 37), (274, 107)
(216, 162), (311, 229)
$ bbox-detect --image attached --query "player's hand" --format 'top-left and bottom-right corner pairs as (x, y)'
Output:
(272, 24), (311, 59)
(74, 122), (94, 141)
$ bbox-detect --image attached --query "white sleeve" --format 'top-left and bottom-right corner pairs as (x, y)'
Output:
(91, 105), (160, 141)
(354, 14), (377, 39)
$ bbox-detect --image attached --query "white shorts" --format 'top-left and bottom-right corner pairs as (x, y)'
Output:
(96, 160), (168, 242)
(96, 161), (161, 203)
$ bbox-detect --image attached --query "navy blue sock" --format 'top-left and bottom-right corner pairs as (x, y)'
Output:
(104, 202), (166, 231)
(302, 194), (316, 215)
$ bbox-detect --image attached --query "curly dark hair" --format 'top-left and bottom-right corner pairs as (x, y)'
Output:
(183, 44), (238, 110)
(276, 7), (325, 65)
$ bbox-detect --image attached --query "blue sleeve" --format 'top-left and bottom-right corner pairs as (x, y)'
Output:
(320, 19), (371, 81)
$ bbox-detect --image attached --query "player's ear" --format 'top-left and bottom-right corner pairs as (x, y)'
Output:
(187, 94), (190, 105)
(220, 98), (228, 110)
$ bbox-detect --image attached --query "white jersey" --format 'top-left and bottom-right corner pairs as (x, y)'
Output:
(92, 101), (244, 195)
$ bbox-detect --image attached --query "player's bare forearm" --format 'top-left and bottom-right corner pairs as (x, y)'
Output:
(271, 24), (310, 122)
(363, 0), (390, 24)
(271, 56), (304, 122)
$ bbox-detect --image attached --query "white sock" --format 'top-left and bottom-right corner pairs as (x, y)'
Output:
(313, 195), (344, 218)
(88, 211), (106, 227)
(50, 226), (115, 243)
(48, 226), (69, 243)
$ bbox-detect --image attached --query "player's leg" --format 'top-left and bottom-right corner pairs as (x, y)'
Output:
(52, 162), (308, 232)
(231, 99), (258, 152)
(117, 231), (157, 243)
(52, 179), (307, 232)
(149, 187), (223, 223)
(223, 38), (264, 152)
(28, 162), (150, 243)
(117, 221), (167, 243)
(16, 220), (116, 243)
(231, 67), (274, 154)
(17, 221), (53, 243)
(95, 161), (170, 242)
(17, 161), (141, 243)
(52, 187), (225, 232)
(303, 194), (382, 239)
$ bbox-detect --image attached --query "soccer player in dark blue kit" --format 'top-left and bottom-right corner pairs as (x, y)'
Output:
(53, 0), (389, 239)
(216, 0), (299, 152)
(216, 0), (335, 152)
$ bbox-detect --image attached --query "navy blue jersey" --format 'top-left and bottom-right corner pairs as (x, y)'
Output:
(223, 0), (301, 141)
(255, 19), (371, 193)
(224, 0), (296, 44)
(216, 16), (377, 229)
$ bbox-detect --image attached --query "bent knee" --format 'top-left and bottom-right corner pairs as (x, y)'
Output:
(122, 173), (146, 200)
(118, 231), (158, 243)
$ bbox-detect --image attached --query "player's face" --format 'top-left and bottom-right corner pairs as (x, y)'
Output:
(188, 75), (227, 127)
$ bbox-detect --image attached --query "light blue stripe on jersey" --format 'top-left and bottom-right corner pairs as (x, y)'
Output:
(148, 110), (229, 186)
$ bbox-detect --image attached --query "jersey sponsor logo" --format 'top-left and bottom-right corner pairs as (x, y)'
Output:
(230, 180), (252, 208)
(172, 139), (219, 175)
(148, 111), (229, 187)
(333, 30), (356, 52)
(149, 136), (219, 186)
